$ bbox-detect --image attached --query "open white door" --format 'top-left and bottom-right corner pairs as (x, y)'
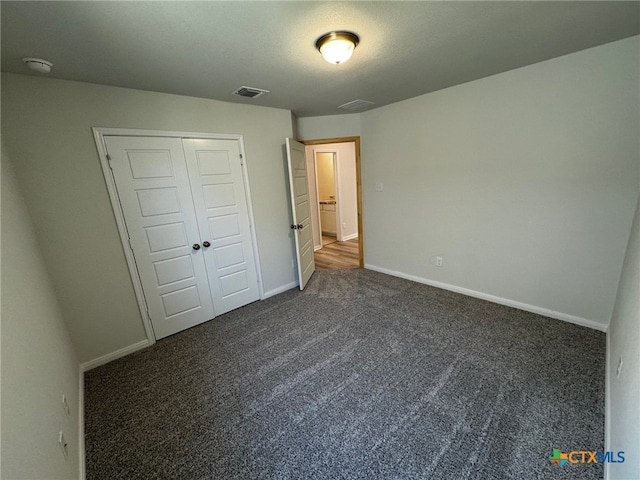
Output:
(286, 138), (315, 290)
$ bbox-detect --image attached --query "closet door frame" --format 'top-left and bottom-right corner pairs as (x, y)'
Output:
(93, 127), (264, 345)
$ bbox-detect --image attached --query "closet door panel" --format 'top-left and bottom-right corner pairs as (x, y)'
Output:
(183, 139), (260, 315)
(104, 136), (215, 339)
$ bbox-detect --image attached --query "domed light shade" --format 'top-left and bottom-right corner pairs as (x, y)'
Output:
(315, 31), (359, 65)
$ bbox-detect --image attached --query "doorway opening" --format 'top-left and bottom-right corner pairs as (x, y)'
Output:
(302, 137), (363, 270)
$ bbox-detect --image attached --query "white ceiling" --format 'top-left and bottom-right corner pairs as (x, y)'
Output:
(2, 1), (639, 118)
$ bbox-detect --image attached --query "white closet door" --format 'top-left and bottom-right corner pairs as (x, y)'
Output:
(182, 139), (260, 314)
(104, 136), (215, 339)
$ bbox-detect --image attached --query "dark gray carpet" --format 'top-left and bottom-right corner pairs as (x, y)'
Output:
(84, 269), (605, 479)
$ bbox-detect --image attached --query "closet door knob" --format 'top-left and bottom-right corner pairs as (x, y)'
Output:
(192, 243), (201, 250)
(202, 241), (211, 247)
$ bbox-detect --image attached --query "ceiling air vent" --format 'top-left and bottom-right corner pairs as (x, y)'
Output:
(338, 99), (375, 111)
(232, 86), (270, 99)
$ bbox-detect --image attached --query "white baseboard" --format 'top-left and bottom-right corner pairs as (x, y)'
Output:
(78, 368), (85, 480)
(263, 281), (298, 299)
(80, 339), (150, 372)
(314, 244), (323, 251)
(364, 264), (607, 332)
(340, 233), (359, 241)
(604, 330), (611, 480)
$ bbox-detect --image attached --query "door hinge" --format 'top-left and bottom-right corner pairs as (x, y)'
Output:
(127, 236), (134, 251)
(239, 154), (243, 159)
(106, 153), (113, 169)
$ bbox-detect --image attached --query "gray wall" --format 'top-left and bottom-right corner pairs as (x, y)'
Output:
(1, 153), (81, 479)
(359, 37), (639, 329)
(297, 113), (361, 141)
(606, 193), (640, 479)
(1, 74), (296, 363)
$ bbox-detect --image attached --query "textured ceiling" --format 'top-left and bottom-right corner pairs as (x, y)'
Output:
(2, 1), (639, 117)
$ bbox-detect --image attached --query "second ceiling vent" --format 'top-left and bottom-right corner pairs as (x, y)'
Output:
(338, 99), (375, 111)
(232, 86), (270, 99)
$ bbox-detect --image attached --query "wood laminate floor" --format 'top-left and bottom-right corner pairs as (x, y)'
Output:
(322, 235), (337, 246)
(315, 238), (360, 270)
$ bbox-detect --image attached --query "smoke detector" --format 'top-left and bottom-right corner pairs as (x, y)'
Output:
(232, 86), (270, 99)
(22, 58), (53, 74)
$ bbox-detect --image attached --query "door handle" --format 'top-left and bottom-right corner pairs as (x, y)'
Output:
(202, 241), (211, 247)
(192, 243), (201, 250)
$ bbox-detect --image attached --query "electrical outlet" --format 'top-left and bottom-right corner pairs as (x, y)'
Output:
(617, 356), (623, 378)
(375, 181), (384, 192)
(436, 255), (443, 267)
(62, 395), (70, 417)
(58, 431), (68, 460)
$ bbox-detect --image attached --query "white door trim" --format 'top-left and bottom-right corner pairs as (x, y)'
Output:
(92, 127), (264, 344)
(313, 148), (343, 240)
(311, 150), (323, 248)
(236, 139), (265, 299)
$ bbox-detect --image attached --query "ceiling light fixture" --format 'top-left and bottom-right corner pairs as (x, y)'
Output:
(22, 57), (53, 74)
(315, 31), (359, 65)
